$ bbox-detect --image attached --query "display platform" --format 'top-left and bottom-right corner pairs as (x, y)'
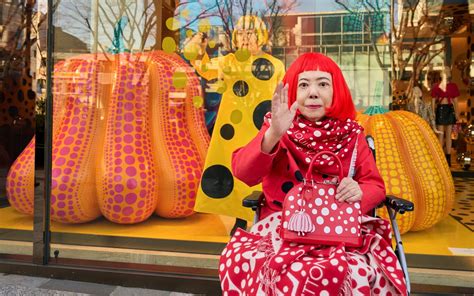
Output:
(0, 205), (472, 256)
(451, 161), (474, 177)
(0, 177), (472, 266)
(0, 207), (234, 254)
(0, 207), (235, 242)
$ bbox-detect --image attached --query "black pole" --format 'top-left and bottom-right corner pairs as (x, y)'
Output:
(33, 0), (53, 265)
(42, 0), (54, 265)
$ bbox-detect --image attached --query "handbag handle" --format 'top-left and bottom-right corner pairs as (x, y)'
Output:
(305, 151), (344, 183)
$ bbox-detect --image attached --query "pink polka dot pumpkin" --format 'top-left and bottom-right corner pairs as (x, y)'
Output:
(281, 151), (362, 246)
(6, 51), (209, 224)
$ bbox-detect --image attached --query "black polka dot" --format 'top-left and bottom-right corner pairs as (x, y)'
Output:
(17, 90), (24, 102)
(22, 79), (27, 85)
(27, 89), (35, 100)
(201, 165), (234, 199)
(253, 100), (271, 130)
(233, 80), (249, 97)
(220, 124), (235, 140)
(281, 181), (294, 193)
(295, 170), (304, 181)
(8, 106), (18, 117)
(322, 174), (329, 179)
(252, 58), (275, 81)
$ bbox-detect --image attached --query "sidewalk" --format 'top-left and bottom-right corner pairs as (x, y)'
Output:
(0, 273), (199, 296)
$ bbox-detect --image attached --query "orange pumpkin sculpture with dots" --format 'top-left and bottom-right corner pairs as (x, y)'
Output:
(357, 109), (455, 234)
(6, 51), (210, 224)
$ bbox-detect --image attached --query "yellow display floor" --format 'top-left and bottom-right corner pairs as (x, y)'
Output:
(0, 205), (472, 257)
(0, 207), (234, 243)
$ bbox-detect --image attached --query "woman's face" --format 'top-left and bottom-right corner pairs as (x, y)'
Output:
(235, 29), (259, 53)
(296, 70), (334, 122)
(441, 67), (451, 81)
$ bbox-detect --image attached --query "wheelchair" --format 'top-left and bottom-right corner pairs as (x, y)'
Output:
(231, 135), (415, 294)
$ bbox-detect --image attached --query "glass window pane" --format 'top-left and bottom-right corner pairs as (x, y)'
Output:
(302, 35), (319, 46)
(343, 34), (363, 44)
(322, 16), (341, 33)
(2, 0), (470, 283)
(366, 13), (385, 33)
(343, 15), (363, 33)
(0, 0), (36, 257)
(322, 35), (341, 45)
(301, 17), (320, 34)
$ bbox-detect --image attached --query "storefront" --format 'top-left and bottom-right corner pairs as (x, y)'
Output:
(0, 0), (472, 293)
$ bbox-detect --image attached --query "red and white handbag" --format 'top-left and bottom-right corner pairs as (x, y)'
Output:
(280, 150), (362, 247)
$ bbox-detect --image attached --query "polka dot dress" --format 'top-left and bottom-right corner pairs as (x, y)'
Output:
(219, 212), (407, 295)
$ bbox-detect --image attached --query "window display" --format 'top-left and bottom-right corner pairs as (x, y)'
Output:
(0, 1), (472, 281)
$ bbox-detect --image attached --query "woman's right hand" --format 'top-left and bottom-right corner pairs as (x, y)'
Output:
(268, 82), (298, 139)
(261, 82), (298, 154)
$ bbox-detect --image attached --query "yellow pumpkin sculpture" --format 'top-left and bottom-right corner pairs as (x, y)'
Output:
(357, 110), (454, 234)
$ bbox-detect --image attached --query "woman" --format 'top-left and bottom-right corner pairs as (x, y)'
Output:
(431, 66), (460, 167)
(219, 53), (407, 295)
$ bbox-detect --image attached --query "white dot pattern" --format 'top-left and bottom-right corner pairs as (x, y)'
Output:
(281, 181), (362, 246)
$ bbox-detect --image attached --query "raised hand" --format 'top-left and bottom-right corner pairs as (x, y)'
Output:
(268, 82), (298, 138)
(262, 82), (298, 153)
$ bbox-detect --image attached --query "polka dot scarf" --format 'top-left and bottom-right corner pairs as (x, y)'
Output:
(284, 115), (363, 177)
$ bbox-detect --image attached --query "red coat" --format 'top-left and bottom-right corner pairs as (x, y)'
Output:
(232, 120), (386, 219)
(225, 120), (407, 296)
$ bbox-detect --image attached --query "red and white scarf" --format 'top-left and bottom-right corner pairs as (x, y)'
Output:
(266, 113), (364, 177)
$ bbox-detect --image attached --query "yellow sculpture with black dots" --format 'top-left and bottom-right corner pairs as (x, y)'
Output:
(189, 15), (285, 220)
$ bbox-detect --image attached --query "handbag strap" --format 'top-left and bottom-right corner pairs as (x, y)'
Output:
(306, 151), (344, 182)
(348, 138), (358, 178)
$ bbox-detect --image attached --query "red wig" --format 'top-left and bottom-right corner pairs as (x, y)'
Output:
(282, 52), (356, 121)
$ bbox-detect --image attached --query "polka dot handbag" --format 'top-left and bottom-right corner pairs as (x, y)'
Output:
(280, 151), (362, 247)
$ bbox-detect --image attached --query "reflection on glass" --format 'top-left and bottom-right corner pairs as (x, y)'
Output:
(0, 0), (471, 272)
(0, 0), (38, 253)
(188, 15), (286, 220)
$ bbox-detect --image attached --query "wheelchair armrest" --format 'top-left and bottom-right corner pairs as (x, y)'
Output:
(242, 191), (263, 211)
(384, 195), (414, 214)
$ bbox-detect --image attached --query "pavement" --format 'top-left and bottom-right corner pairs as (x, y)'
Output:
(0, 273), (200, 296)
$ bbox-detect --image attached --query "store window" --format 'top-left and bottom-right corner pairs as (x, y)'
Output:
(0, 0), (472, 276)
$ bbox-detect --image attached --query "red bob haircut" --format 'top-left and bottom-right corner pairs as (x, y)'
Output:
(282, 52), (356, 121)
